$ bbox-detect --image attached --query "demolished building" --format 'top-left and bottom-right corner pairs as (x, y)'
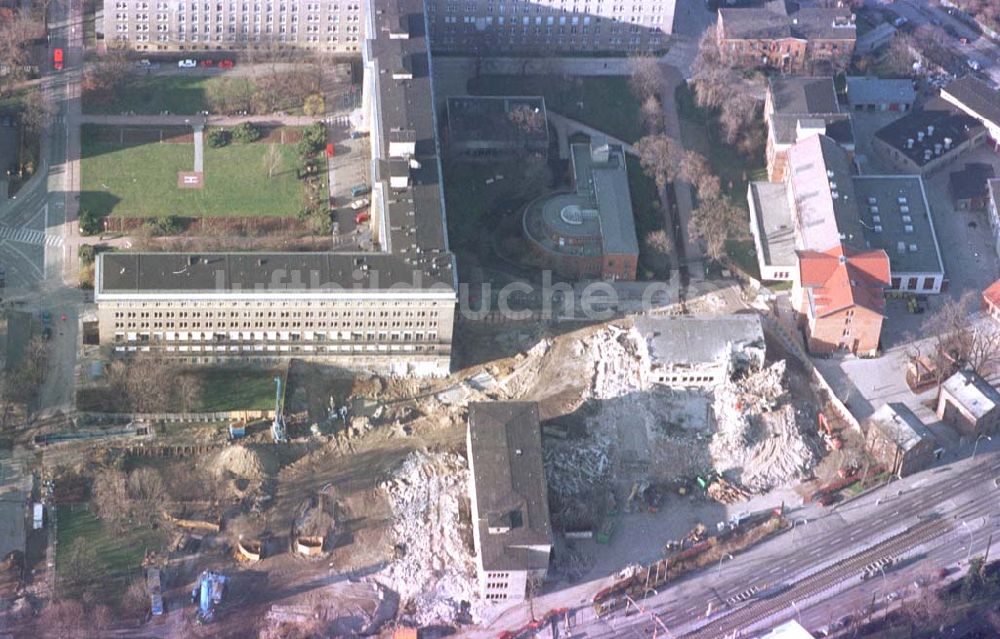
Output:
(635, 315), (765, 389)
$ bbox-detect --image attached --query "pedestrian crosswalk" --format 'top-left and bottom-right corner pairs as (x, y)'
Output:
(0, 224), (64, 247)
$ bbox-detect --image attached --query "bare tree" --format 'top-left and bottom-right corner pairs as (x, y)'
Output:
(39, 600), (88, 639)
(106, 355), (174, 412)
(688, 193), (744, 261)
(0, 12), (43, 96)
(264, 143), (282, 179)
(91, 468), (130, 532)
(175, 373), (202, 411)
(640, 94), (665, 134)
(916, 291), (1000, 380)
(634, 134), (681, 190)
(628, 55), (664, 101)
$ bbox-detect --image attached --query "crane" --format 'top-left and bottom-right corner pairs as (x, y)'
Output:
(271, 375), (288, 443)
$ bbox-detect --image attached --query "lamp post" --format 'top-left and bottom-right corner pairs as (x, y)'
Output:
(973, 435), (992, 460)
(962, 520), (974, 562)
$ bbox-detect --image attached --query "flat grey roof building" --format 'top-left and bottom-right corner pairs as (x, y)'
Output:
(941, 76), (1000, 130)
(846, 77), (916, 109)
(940, 370), (1000, 420)
(635, 315), (765, 368)
(866, 403), (934, 453)
(467, 402), (552, 574)
(874, 110), (984, 169)
(853, 175), (944, 276)
(749, 181), (797, 269)
(571, 142), (639, 257)
(770, 77), (840, 115)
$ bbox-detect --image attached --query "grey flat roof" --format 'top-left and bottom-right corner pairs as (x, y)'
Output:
(750, 181), (797, 268)
(874, 110), (983, 167)
(941, 369), (1000, 419)
(853, 176), (944, 275)
(846, 77), (916, 106)
(96, 252), (455, 295)
(635, 315), (765, 367)
(446, 95), (548, 148)
(867, 403), (934, 452)
(720, 3), (855, 40)
(771, 113), (855, 146)
(943, 76), (1000, 127)
(770, 77), (840, 115)
(468, 402), (551, 573)
(570, 142), (639, 256)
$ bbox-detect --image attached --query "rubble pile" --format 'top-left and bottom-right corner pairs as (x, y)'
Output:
(710, 361), (821, 492)
(211, 445), (279, 480)
(543, 429), (613, 498)
(374, 451), (479, 626)
(587, 325), (648, 400)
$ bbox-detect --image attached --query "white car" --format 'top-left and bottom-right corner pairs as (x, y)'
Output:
(967, 58), (981, 71)
(178, 59), (197, 68)
(349, 198), (370, 210)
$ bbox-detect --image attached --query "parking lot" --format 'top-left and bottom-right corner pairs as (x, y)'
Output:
(326, 120), (372, 249)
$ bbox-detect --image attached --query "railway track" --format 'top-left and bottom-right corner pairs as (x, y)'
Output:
(682, 518), (954, 638)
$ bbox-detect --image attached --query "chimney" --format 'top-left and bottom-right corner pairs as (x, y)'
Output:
(906, 138), (914, 149)
(927, 124), (935, 137)
(917, 131), (925, 142)
(934, 143), (942, 155)
(944, 137), (953, 149)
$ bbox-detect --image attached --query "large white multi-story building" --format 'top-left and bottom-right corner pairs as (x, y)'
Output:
(102, 0), (675, 52)
(95, 0), (458, 376)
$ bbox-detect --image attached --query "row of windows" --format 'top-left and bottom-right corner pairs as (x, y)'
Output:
(113, 330), (439, 341)
(115, 319), (435, 329)
(114, 309), (438, 319)
(108, 299), (443, 309)
(116, 1), (360, 9)
(113, 343), (442, 354)
(116, 32), (358, 42)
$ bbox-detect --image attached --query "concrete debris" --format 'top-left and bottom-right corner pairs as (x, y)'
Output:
(498, 338), (551, 398)
(374, 451), (480, 627)
(543, 429), (613, 498)
(587, 325), (649, 400)
(467, 371), (498, 392)
(710, 361), (821, 492)
(211, 445), (279, 480)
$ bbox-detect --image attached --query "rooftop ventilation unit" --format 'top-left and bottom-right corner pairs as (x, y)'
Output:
(909, 244), (918, 252)
(900, 205), (910, 214)
(868, 197), (878, 205)
(904, 225), (914, 233)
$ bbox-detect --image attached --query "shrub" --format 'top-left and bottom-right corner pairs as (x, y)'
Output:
(78, 244), (96, 264)
(297, 122), (326, 158)
(232, 121), (262, 144)
(79, 209), (101, 236)
(147, 215), (183, 236)
(303, 94), (325, 117)
(207, 128), (231, 148)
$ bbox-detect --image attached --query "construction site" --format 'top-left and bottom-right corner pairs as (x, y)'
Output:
(0, 299), (868, 638)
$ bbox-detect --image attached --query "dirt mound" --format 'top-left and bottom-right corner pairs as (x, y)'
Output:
(211, 445), (280, 480)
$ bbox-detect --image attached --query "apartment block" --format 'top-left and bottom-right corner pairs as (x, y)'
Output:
(95, 0), (459, 376)
(103, 0), (676, 53)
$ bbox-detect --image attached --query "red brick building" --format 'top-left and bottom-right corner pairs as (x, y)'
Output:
(717, 0), (856, 75)
(796, 245), (890, 356)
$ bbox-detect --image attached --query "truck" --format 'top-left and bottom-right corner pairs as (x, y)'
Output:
(53, 48), (63, 71)
(32, 503), (44, 530)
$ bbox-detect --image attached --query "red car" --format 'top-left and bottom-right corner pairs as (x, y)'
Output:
(354, 211), (370, 224)
(218, 59), (235, 69)
(200, 59), (214, 67)
(53, 48), (64, 71)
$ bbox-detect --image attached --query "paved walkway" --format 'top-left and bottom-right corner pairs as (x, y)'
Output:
(77, 113), (322, 127)
(192, 124), (204, 172)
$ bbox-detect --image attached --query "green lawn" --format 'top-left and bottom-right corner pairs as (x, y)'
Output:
(196, 369), (279, 411)
(85, 75), (228, 115)
(468, 74), (643, 144)
(80, 125), (304, 217)
(56, 505), (161, 604)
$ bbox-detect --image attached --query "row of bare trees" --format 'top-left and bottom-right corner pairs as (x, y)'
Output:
(103, 355), (202, 412)
(907, 291), (1000, 384)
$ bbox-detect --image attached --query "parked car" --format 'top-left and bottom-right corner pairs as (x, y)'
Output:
(967, 58), (981, 71)
(136, 59), (152, 68)
(200, 59), (214, 67)
(350, 183), (370, 197)
(350, 198), (370, 210)
(178, 59), (197, 68)
(218, 59), (235, 69)
(349, 130), (369, 139)
(53, 48), (63, 71)
(354, 211), (370, 224)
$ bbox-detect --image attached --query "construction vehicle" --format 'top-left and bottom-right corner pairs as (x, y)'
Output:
(271, 376), (288, 443)
(191, 571), (226, 623)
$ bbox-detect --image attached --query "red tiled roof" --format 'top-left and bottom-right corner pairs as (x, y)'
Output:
(984, 279), (1000, 309)
(798, 244), (890, 318)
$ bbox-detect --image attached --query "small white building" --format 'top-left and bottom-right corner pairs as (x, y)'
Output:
(635, 315), (766, 389)
(467, 402), (552, 603)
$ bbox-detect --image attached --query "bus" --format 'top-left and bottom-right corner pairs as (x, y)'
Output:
(53, 48), (63, 71)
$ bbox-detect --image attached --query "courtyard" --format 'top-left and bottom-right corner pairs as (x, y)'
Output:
(79, 124), (305, 219)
